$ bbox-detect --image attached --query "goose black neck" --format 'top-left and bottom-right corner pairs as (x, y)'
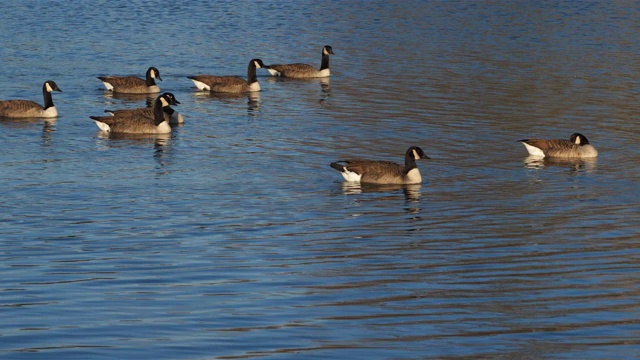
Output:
(247, 62), (258, 84)
(42, 83), (55, 110)
(153, 98), (166, 126)
(145, 71), (156, 86)
(320, 53), (330, 70)
(403, 152), (418, 173)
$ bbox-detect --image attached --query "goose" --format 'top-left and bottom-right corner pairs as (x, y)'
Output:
(188, 59), (265, 93)
(519, 133), (598, 158)
(0, 80), (62, 118)
(90, 92), (180, 134)
(330, 146), (430, 184)
(97, 66), (162, 94)
(266, 45), (334, 78)
(103, 93), (184, 125)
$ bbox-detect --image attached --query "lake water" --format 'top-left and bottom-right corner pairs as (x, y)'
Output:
(1, 1), (639, 359)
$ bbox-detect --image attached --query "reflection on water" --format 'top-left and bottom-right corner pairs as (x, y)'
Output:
(340, 182), (422, 202)
(0, 117), (56, 127)
(0, 118), (57, 146)
(41, 120), (56, 146)
(101, 91), (158, 104)
(318, 78), (331, 104)
(263, 76), (330, 87)
(523, 155), (598, 172)
(192, 90), (261, 113)
(96, 131), (172, 146)
(264, 76), (331, 103)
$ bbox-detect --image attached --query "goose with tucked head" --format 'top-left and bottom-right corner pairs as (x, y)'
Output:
(188, 59), (265, 93)
(266, 45), (334, 78)
(98, 66), (162, 94)
(0, 80), (62, 118)
(519, 133), (598, 158)
(330, 146), (430, 185)
(90, 92), (180, 134)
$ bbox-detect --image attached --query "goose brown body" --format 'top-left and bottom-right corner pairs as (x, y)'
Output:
(90, 92), (179, 134)
(188, 59), (264, 93)
(520, 133), (598, 158)
(0, 80), (62, 118)
(330, 146), (430, 185)
(266, 45), (334, 78)
(104, 104), (183, 125)
(98, 67), (161, 94)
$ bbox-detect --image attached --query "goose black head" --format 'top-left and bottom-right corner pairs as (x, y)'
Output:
(147, 66), (162, 81)
(44, 80), (62, 93)
(251, 59), (265, 69)
(570, 133), (589, 145)
(323, 45), (334, 55)
(160, 92), (180, 106)
(407, 146), (430, 160)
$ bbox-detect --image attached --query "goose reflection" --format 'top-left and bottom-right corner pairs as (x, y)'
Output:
(41, 119), (56, 146)
(264, 76), (329, 86)
(265, 76), (330, 103)
(0, 116), (55, 127)
(340, 182), (422, 202)
(192, 91), (261, 113)
(101, 91), (157, 104)
(96, 131), (171, 147)
(0, 117), (57, 146)
(319, 77), (331, 103)
(523, 155), (597, 172)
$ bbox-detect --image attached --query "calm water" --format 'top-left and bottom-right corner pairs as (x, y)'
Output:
(1, 1), (640, 359)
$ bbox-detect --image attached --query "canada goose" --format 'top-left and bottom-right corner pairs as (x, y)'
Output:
(90, 92), (180, 134)
(330, 146), (430, 184)
(519, 133), (598, 158)
(188, 59), (265, 93)
(97, 66), (162, 94)
(0, 80), (62, 118)
(266, 45), (334, 78)
(104, 94), (184, 125)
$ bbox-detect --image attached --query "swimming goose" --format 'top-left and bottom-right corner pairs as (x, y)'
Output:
(519, 133), (598, 158)
(97, 66), (162, 94)
(90, 92), (180, 134)
(266, 45), (334, 78)
(330, 146), (430, 184)
(188, 59), (265, 93)
(104, 93), (184, 125)
(0, 80), (62, 118)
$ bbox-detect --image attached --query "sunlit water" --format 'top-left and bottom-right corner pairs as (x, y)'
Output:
(1, 1), (640, 359)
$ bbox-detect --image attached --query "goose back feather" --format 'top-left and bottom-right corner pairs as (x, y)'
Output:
(188, 59), (264, 93)
(104, 94), (183, 125)
(90, 92), (179, 134)
(98, 66), (162, 94)
(266, 45), (334, 78)
(520, 133), (598, 158)
(330, 146), (430, 184)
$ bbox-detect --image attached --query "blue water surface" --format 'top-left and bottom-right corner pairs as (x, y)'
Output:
(1, 1), (639, 359)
